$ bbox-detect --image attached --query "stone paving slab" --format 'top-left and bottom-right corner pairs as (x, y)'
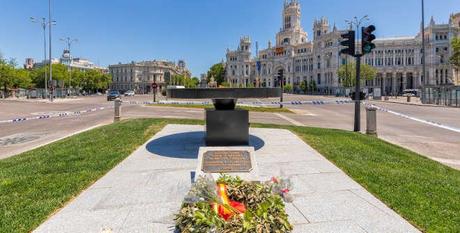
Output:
(34, 124), (420, 233)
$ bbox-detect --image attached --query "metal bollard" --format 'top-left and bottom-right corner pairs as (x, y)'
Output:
(407, 96), (411, 102)
(366, 106), (377, 136)
(114, 99), (122, 122)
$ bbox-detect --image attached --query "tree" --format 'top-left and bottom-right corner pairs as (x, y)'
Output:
(0, 57), (32, 97)
(0, 58), (15, 96)
(452, 37), (460, 85)
(30, 64), (69, 88)
(283, 84), (293, 93)
(80, 69), (111, 92)
(12, 69), (32, 89)
(186, 77), (200, 88)
(220, 81), (230, 88)
(338, 61), (377, 87)
(207, 63), (225, 85)
(309, 80), (317, 93)
(300, 80), (308, 93)
(450, 37), (460, 68)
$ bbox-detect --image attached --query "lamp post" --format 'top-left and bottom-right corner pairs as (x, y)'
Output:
(421, 0), (427, 103)
(48, 0), (54, 102)
(30, 17), (55, 99)
(60, 37), (78, 94)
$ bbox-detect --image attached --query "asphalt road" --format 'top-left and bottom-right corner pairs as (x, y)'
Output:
(1, 94), (459, 170)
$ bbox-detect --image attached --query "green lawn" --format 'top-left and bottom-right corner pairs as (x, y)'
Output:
(254, 123), (460, 233)
(147, 103), (293, 113)
(0, 119), (196, 232)
(1, 118), (459, 232)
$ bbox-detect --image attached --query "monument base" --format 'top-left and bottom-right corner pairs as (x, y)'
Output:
(205, 109), (249, 146)
(195, 147), (259, 182)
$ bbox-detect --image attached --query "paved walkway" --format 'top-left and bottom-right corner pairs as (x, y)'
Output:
(34, 124), (420, 233)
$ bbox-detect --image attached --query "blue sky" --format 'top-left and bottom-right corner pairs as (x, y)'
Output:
(0, 0), (459, 77)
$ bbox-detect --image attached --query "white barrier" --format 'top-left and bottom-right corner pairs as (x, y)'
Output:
(0, 99), (353, 125)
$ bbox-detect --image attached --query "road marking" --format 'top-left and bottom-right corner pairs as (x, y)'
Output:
(274, 113), (304, 126)
(185, 110), (202, 113)
(369, 104), (460, 134)
(290, 109), (318, 116)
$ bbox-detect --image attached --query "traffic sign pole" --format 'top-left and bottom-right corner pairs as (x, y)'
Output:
(354, 54), (361, 132)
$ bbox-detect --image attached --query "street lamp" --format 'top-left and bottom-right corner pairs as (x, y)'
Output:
(421, 0), (427, 103)
(30, 17), (55, 99)
(60, 37), (78, 94)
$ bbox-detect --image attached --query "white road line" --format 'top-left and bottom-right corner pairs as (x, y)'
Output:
(274, 113), (304, 126)
(290, 109), (318, 116)
(370, 104), (460, 134)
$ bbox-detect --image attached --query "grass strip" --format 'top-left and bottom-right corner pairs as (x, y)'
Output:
(0, 119), (190, 232)
(253, 123), (460, 233)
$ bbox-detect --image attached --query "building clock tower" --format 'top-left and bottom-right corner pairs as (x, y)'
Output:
(276, 0), (308, 46)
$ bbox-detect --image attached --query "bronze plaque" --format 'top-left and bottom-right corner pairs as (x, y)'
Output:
(202, 150), (252, 173)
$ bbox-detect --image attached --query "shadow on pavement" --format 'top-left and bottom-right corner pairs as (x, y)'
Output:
(146, 131), (265, 159)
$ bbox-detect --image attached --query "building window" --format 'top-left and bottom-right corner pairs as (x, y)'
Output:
(317, 73), (321, 84)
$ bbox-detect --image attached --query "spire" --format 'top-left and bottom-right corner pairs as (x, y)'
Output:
(430, 16), (435, 25)
(333, 22), (337, 32)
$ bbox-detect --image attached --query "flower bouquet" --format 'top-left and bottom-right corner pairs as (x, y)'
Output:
(175, 175), (293, 233)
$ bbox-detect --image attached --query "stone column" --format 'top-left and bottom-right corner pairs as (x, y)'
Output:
(402, 73), (407, 90)
(392, 73), (397, 95)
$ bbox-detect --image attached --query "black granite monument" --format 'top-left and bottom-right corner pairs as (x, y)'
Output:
(167, 88), (281, 146)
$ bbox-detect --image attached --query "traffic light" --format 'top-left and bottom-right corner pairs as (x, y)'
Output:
(340, 30), (355, 56)
(362, 25), (376, 55)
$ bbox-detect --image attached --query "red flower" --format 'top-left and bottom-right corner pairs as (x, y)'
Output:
(212, 183), (246, 221)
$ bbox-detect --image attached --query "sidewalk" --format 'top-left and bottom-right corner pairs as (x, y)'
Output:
(370, 96), (450, 108)
(34, 124), (420, 233)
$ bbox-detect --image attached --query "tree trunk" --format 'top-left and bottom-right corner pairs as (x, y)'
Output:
(3, 84), (8, 98)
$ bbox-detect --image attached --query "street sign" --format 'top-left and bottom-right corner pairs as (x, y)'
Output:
(152, 83), (158, 89)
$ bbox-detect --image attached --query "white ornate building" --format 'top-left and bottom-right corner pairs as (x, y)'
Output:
(225, 0), (460, 95)
(109, 60), (191, 93)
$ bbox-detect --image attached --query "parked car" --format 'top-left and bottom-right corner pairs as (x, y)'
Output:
(107, 90), (121, 101)
(402, 89), (420, 97)
(124, 90), (135, 97)
(349, 91), (366, 101)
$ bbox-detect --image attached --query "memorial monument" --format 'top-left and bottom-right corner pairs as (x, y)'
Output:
(167, 87), (281, 146)
(167, 87), (281, 179)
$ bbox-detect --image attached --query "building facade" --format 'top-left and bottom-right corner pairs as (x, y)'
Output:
(225, 0), (460, 95)
(32, 50), (108, 73)
(59, 50), (107, 73)
(109, 60), (191, 93)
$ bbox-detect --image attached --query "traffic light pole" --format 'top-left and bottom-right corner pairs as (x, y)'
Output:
(341, 22), (374, 133)
(354, 54), (362, 132)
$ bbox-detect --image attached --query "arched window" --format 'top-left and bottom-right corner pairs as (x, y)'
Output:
(283, 38), (290, 45)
